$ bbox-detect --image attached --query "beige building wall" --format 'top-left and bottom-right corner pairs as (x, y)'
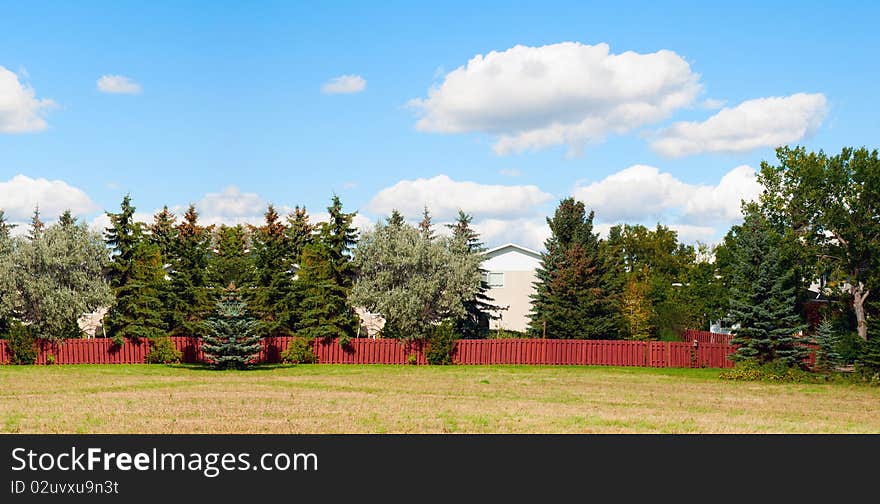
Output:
(486, 270), (537, 333)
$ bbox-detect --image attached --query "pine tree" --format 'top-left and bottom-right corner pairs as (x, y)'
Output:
(148, 206), (177, 261)
(728, 212), (807, 366)
(251, 205), (294, 336)
(310, 195), (359, 340)
(104, 195), (167, 343)
(0, 209), (15, 238)
(202, 283), (261, 369)
(386, 209), (406, 228)
(529, 198), (616, 339)
(167, 205), (211, 336)
(286, 206), (314, 264)
(292, 243), (356, 343)
(813, 318), (842, 372)
(28, 206), (44, 241)
(207, 225), (255, 292)
(447, 210), (497, 338)
(58, 209), (76, 228)
(418, 205), (434, 240)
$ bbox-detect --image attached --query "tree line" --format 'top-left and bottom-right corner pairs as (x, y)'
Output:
(0, 145), (878, 375)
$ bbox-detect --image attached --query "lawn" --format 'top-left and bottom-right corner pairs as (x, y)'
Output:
(1, 364), (878, 433)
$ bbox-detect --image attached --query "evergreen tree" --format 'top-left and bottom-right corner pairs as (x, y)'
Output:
(386, 209), (405, 228)
(167, 205), (211, 336)
(28, 206), (44, 241)
(251, 205), (294, 336)
(207, 225), (255, 291)
(813, 318), (842, 372)
(58, 210), (76, 228)
(727, 211), (807, 366)
(528, 198), (616, 339)
(202, 283), (261, 369)
(104, 195), (167, 343)
(0, 210), (15, 335)
(148, 206), (177, 261)
(447, 210), (498, 338)
(292, 243), (357, 343)
(0, 209), (15, 238)
(286, 206), (314, 264)
(418, 205), (434, 240)
(311, 195), (359, 339)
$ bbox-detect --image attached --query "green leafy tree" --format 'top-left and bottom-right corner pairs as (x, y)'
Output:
(202, 283), (261, 369)
(350, 218), (480, 342)
(0, 210), (16, 335)
(529, 198), (616, 339)
(758, 146), (880, 341)
(12, 215), (111, 341)
(620, 270), (654, 340)
(727, 211), (807, 366)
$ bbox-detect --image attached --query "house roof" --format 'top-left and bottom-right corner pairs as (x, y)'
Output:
(482, 243), (542, 259)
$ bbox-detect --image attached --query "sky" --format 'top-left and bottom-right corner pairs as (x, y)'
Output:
(1, 1), (878, 250)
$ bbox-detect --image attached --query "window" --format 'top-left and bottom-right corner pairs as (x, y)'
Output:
(483, 271), (504, 288)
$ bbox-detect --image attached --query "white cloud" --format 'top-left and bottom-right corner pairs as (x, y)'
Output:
(0, 66), (55, 133)
(700, 98), (726, 110)
(0, 174), (96, 223)
(96, 75), (142, 95)
(573, 164), (762, 241)
(499, 168), (522, 177)
(368, 174), (552, 221)
(651, 93), (827, 157)
(194, 186), (267, 225)
(410, 42), (701, 155)
(472, 217), (549, 251)
(321, 74), (366, 94)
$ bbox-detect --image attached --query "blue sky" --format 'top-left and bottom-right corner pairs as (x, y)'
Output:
(1, 1), (878, 249)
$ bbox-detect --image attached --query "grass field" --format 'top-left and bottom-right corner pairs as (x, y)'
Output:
(1, 364), (878, 433)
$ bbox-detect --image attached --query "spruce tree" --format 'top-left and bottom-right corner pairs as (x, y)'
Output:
(727, 212), (807, 366)
(104, 195), (167, 343)
(202, 283), (261, 369)
(251, 205), (294, 336)
(0, 209), (15, 238)
(311, 195), (359, 340)
(386, 209), (405, 228)
(813, 318), (842, 372)
(167, 205), (211, 336)
(28, 206), (44, 241)
(528, 198), (616, 339)
(292, 243), (356, 343)
(286, 206), (314, 264)
(207, 224), (255, 292)
(447, 210), (498, 338)
(418, 205), (434, 240)
(148, 206), (177, 261)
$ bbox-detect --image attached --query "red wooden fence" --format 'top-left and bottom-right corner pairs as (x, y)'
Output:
(682, 329), (734, 345)
(0, 336), (738, 369)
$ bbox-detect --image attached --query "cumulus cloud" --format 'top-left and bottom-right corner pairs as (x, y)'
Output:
(0, 66), (55, 133)
(573, 164), (763, 241)
(471, 217), (550, 251)
(321, 74), (366, 94)
(0, 174), (96, 223)
(651, 93), (827, 157)
(410, 42), (701, 155)
(368, 174), (552, 221)
(96, 75), (142, 95)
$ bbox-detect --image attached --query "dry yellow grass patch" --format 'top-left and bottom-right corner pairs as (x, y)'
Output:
(1, 364), (878, 433)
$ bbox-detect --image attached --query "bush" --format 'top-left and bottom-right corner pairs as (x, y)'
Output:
(406, 353), (418, 365)
(45, 353), (56, 365)
(425, 320), (459, 365)
(281, 337), (316, 364)
(855, 335), (880, 382)
(7, 322), (37, 365)
(720, 360), (818, 383)
(146, 336), (182, 364)
(488, 328), (528, 339)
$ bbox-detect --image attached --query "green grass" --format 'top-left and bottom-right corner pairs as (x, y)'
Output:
(0, 364), (878, 433)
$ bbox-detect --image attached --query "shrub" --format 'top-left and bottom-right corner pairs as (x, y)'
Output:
(7, 322), (37, 365)
(45, 353), (56, 365)
(281, 337), (316, 364)
(489, 328), (528, 339)
(720, 360), (818, 383)
(855, 335), (880, 382)
(426, 321), (459, 365)
(406, 353), (418, 365)
(146, 336), (182, 364)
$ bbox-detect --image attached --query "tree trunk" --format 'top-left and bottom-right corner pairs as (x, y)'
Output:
(852, 283), (870, 341)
